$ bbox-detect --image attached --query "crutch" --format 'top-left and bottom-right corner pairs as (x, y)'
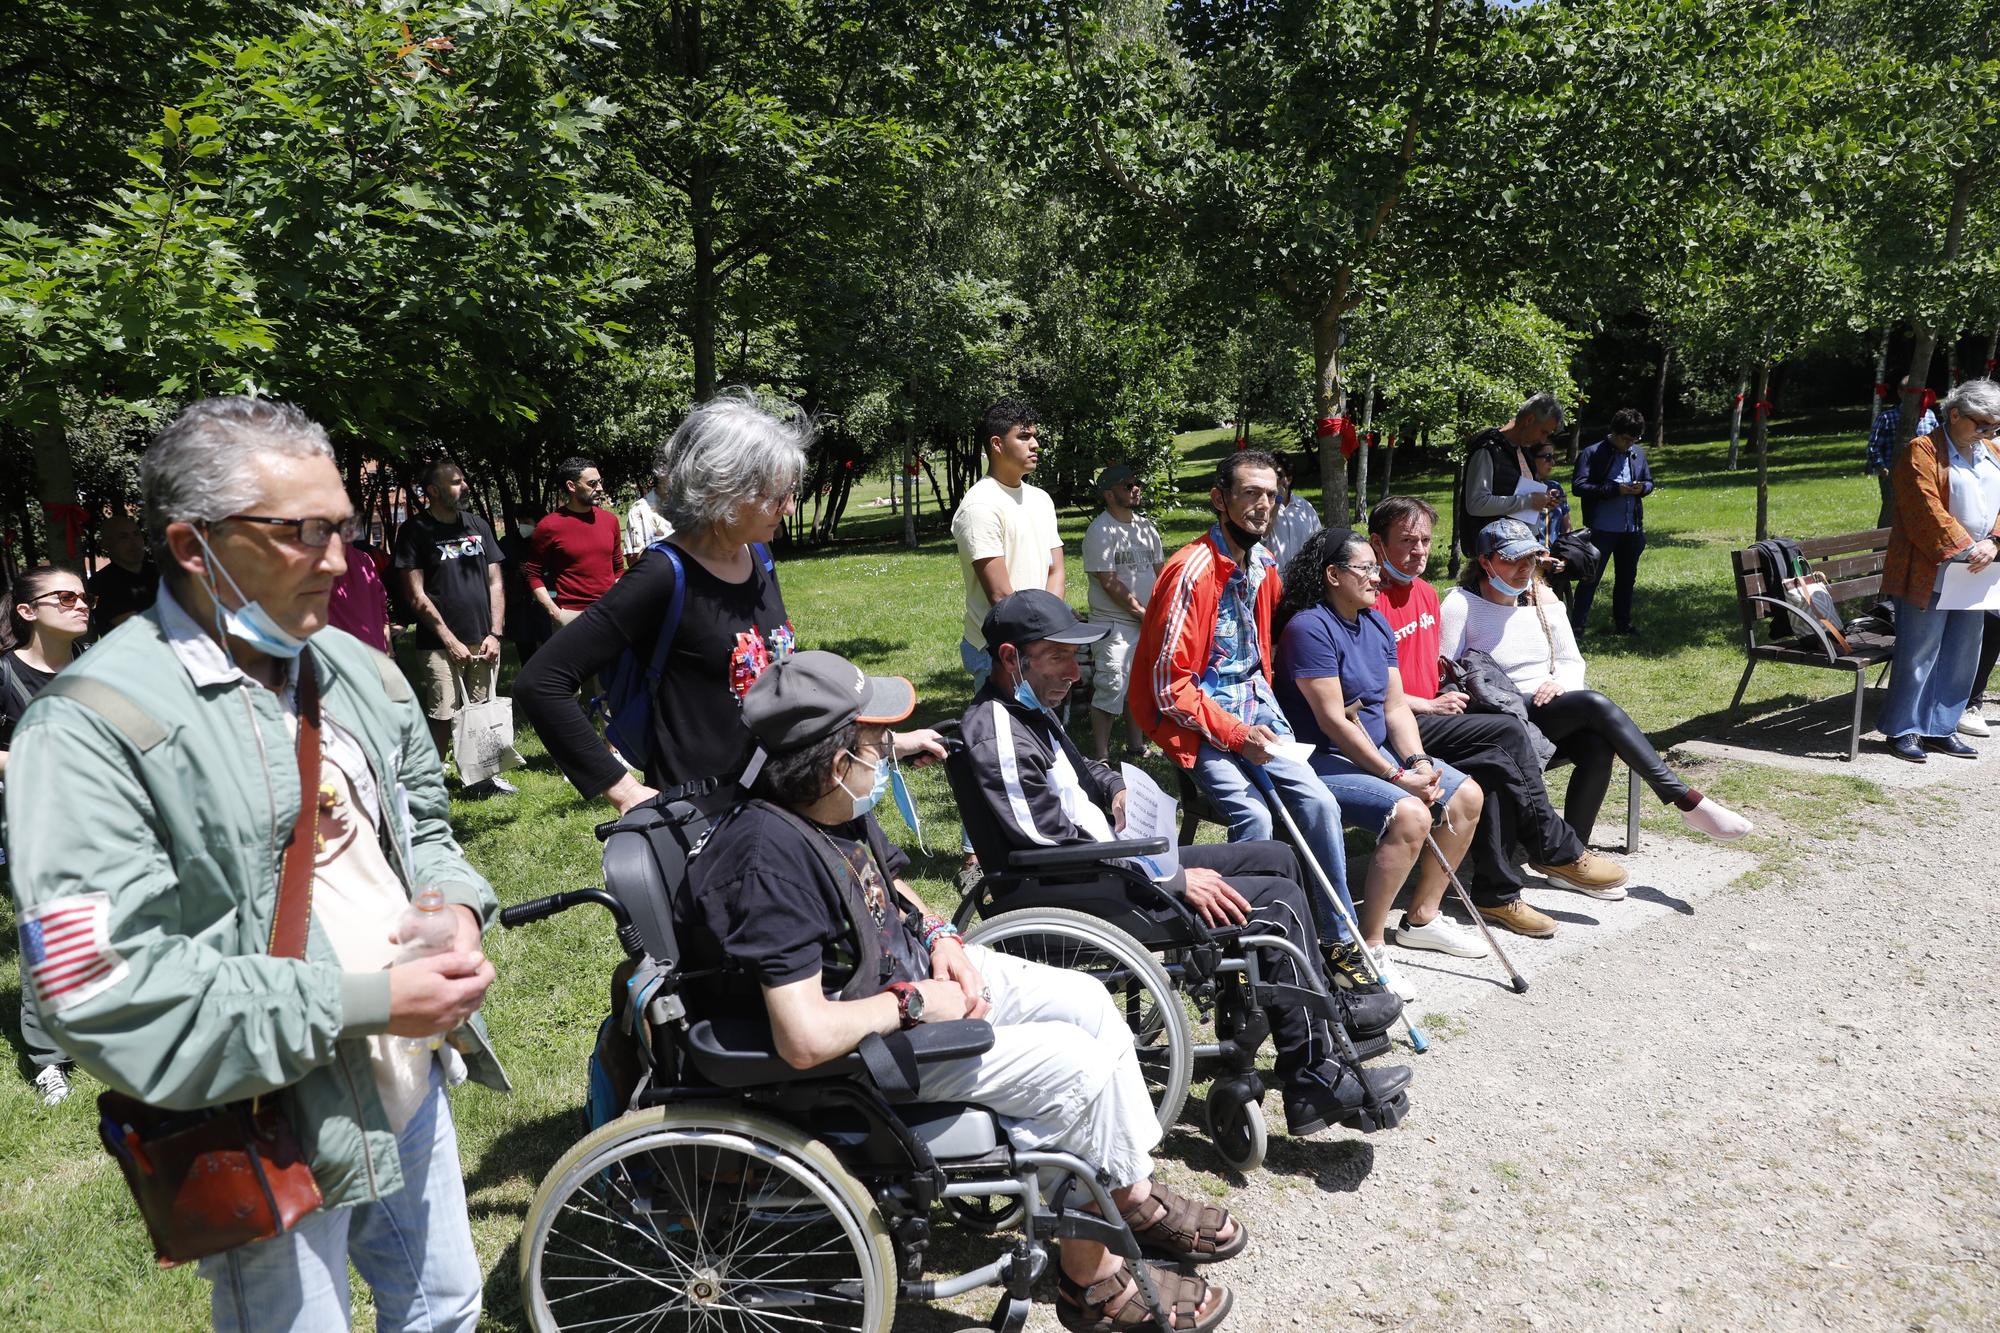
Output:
(1247, 764), (1429, 1054)
(1420, 829), (1530, 994)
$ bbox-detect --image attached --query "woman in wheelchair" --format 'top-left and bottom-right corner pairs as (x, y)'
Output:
(957, 591), (1412, 1138)
(683, 650), (1239, 1331)
(1272, 528), (1489, 1000)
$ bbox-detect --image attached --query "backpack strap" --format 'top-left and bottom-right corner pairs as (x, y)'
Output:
(1, 654), (35, 719)
(31, 675), (168, 752)
(642, 541), (688, 693)
(370, 649), (413, 703)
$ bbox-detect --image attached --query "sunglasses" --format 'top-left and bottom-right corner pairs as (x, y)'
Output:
(30, 590), (89, 610)
(217, 514), (361, 548)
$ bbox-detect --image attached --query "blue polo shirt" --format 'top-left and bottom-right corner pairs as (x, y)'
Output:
(1275, 604), (1398, 749)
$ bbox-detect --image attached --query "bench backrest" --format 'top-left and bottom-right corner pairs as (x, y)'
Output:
(1729, 528), (1891, 635)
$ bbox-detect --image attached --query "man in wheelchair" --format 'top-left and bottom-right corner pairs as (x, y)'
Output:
(958, 591), (1412, 1139)
(683, 649), (1240, 1332)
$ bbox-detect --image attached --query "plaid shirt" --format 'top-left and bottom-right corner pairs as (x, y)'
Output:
(1867, 405), (1938, 475)
(1197, 527), (1291, 734)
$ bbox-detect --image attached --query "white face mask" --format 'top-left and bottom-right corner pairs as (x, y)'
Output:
(1489, 571), (1531, 599)
(193, 529), (308, 659)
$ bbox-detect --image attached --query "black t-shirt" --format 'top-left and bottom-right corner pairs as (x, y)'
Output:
(515, 543), (794, 797)
(683, 803), (926, 1015)
(87, 561), (158, 628)
(1, 651), (56, 751)
(393, 511), (502, 649)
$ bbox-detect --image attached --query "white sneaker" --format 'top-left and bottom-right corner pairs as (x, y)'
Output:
(1392, 910), (1489, 959)
(487, 774), (519, 794)
(1959, 711), (1992, 738)
(32, 1064), (71, 1107)
(1367, 945), (1420, 1001)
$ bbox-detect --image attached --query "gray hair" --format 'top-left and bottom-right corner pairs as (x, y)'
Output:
(1939, 378), (2000, 424)
(1516, 392), (1566, 428)
(140, 396), (334, 564)
(658, 387), (813, 533)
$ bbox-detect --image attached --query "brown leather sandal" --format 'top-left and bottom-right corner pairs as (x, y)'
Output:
(1119, 1181), (1248, 1264)
(1057, 1257), (1233, 1332)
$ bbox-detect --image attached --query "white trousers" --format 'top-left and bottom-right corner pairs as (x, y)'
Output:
(914, 944), (1161, 1191)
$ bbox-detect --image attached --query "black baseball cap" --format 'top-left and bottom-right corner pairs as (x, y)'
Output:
(981, 588), (1108, 652)
(741, 651), (915, 754)
(1093, 464), (1137, 493)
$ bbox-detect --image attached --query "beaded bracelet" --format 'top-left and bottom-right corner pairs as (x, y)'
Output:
(923, 920), (962, 951)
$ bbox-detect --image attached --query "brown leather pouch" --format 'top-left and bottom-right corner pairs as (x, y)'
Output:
(96, 1089), (325, 1266)
(95, 653), (329, 1264)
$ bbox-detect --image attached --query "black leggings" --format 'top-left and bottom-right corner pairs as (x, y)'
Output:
(1526, 689), (1688, 837)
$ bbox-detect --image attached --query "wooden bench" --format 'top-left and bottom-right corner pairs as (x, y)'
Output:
(1728, 528), (1897, 762)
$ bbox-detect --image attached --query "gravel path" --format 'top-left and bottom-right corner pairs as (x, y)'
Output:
(927, 748), (2000, 1331)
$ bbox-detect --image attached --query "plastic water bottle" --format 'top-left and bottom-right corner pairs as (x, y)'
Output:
(395, 887), (457, 1052)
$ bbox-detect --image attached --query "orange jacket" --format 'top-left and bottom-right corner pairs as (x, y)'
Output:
(1883, 429), (2000, 602)
(1131, 528), (1282, 768)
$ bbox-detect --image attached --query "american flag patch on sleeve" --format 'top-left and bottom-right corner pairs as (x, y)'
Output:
(21, 892), (129, 1014)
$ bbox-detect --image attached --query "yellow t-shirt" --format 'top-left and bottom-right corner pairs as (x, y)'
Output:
(950, 476), (1062, 648)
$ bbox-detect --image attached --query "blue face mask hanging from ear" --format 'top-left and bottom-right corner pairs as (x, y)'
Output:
(1004, 645), (1047, 714)
(1489, 571), (1531, 599)
(192, 529), (309, 659)
(838, 749), (888, 820)
(888, 753), (927, 853)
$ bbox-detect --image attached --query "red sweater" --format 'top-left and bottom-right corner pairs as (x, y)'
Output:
(524, 507), (624, 609)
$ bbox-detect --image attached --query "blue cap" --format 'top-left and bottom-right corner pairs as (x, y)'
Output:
(1476, 517), (1544, 562)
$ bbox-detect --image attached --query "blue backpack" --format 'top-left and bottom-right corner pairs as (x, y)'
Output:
(593, 540), (773, 773)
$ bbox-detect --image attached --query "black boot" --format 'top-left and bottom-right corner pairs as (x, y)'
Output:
(1284, 1061), (1413, 1136)
(1335, 987), (1402, 1039)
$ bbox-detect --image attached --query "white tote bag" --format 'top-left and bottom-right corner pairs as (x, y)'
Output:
(453, 682), (524, 786)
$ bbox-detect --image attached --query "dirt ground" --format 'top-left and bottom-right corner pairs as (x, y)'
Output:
(930, 744), (2000, 1332)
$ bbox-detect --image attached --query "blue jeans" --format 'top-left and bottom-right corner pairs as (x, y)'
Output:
(960, 638), (993, 694)
(1189, 742), (1355, 942)
(1310, 744), (1469, 838)
(1881, 597), (1986, 740)
(199, 1065), (482, 1333)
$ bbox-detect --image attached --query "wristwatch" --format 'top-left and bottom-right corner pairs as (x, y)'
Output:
(887, 981), (925, 1030)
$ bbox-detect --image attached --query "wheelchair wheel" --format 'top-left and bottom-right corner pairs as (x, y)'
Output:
(519, 1103), (895, 1333)
(1204, 1087), (1268, 1173)
(967, 906), (1193, 1131)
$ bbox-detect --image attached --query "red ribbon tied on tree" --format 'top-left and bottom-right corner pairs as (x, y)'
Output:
(1920, 387), (1938, 412)
(1754, 400), (1774, 420)
(1987, 358), (1997, 376)
(1317, 415), (1360, 457)
(1872, 382), (1892, 401)
(41, 502), (89, 559)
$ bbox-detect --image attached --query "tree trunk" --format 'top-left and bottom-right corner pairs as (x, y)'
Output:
(30, 421), (82, 561)
(1892, 168), (1976, 486)
(1726, 370), (1749, 470)
(1753, 362), (1773, 541)
(1948, 337), (1960, 387)
(1867, 328), (1891, 443)
(902, 417), (917, 549)
(1356, 370), (1376, 509)
(1379, 425), (1396, 499)
(1310, 311), (1350, 527)
(1651, 344), (1672, 449)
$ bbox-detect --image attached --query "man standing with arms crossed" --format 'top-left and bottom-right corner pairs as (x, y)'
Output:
(951, 398), (1064, 692)
(394, 459), (510, 792)
(9, 397), (504, 1330)
(524, 456), (624, 631)
(1081, 463), (1164, 762)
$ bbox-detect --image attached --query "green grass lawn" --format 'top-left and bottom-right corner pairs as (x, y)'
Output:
(0, 411), (1889, 1329)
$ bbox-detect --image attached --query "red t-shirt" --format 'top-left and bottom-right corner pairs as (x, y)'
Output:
(1374, 576), (1443, 700)
(524, 507), (625, 609)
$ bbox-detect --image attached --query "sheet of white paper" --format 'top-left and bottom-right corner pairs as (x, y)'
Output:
(1117, 763), (1180, 882)
(1938, 561), (2000, 611)
(1270, 740), (1319, 770)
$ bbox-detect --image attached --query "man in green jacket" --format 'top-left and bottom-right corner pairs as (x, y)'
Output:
(8, 397), (506, 1332)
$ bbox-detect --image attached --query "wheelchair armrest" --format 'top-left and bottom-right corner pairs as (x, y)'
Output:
(1007, 837), (1170, 871)
(901, 1018), (995, 1062)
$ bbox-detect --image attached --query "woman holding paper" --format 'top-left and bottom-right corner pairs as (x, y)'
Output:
(1881, 378), (2000, 764)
